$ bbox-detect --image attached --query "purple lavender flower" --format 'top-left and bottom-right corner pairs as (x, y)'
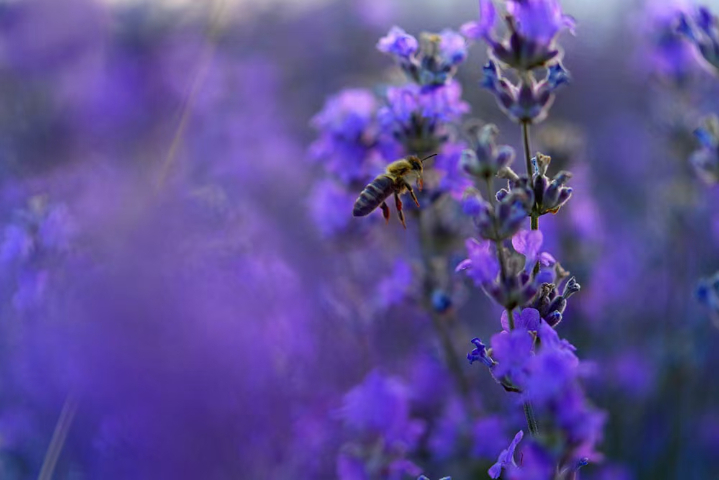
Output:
(457, 237), (541, 310)
(491, 329), (533, 388)
(511, 229), (543, 266)
(689, 115), (719, 184)
(481, 60), (570, 124)
(462, 0), (575, 71)
(378, 81), (469, 155)
(488, 430), (524, 479)
(460, 124), (516, 180)
(310, 88), (383, 184)
(378, 26), (419, 59)
(467, 337), (494, 366)
(338, 371), (425, 480)
(339, 370), (425, 447)
(462, 182), (533, 242)
(378, 28), (467, 88)
(434, 142), (473, 199)
(500, 308), (540, 332)
(505, 441), (556, 480)
(635, 0), (701, 82)
(678, 6), (719, 74)
(455, 238), (500, 285)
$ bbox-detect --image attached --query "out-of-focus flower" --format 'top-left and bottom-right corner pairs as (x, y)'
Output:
(378, 27), (467, 88)
(697, 270), (719, 317)
(338, 371), (425, 480)
(462, 0), (575, 71)
(460, 124), (515, 180)
(488, 430), (524, 479)
(339, 371), (423, 444)
(435, 142), (473, 199)
(308, 179), (365, 237)
(472, 416), (507, 459)
(481, 60), (570, 124)
(678, 6), (719, 74)
(635, 0), (701, 83)
(310, 89), (383, 184)
(376, 258), (415, 310)
(689, 115), (719, 184)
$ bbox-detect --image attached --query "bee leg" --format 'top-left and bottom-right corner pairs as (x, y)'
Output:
(380, 201), (390, 223)
(394, 192), (407, 229)
(403, 179), (421, 208)
(417, 176), (423, 192)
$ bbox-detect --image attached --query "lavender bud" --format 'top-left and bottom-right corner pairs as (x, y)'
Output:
(563, 276), (581, 298)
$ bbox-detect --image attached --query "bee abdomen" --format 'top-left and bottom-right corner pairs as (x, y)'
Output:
(353, 175), (393, 217)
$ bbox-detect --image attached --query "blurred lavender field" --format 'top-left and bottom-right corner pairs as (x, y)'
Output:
(0, 0), (718, 479)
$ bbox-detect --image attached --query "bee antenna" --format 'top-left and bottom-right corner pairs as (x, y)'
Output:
(421, 153), (438, 164)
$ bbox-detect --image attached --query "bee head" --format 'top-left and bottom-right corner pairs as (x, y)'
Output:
(407, 155), (423, 173)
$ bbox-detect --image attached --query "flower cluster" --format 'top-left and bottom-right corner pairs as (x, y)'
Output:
(337, 371), (425, 479)
(378, 27), (467, 88)
(463, 0), (573, 125)
(461, 0), (575, 71)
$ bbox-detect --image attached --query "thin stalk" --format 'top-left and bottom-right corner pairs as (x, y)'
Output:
(521, 120), (532, 177)
(507, 308), (516, 331)
(38, 391), (79, 480)
(521, 121), (540, 231)
(416, 209), (472, 406)
(523, 399), (539, 437)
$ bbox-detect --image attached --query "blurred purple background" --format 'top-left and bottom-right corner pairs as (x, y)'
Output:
(0, 0), (718, 479)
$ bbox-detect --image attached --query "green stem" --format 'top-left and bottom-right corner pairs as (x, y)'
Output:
(523, 400), (539, 437)
(507, 308), (516, 331)
(521, 121), (539, 231)
(521, 121), (532, 178)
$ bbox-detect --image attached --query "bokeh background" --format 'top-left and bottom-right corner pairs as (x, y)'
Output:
(0, 0), (718, 478)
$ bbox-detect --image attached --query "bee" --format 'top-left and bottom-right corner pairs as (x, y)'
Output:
(352, 154), (437, 229)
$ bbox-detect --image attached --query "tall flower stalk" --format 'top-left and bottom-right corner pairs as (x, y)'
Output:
(457, 1), (603, 478)
(310, 1), (604, 478)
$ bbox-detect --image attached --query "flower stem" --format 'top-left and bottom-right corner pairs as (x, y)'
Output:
(523, 400), (539, 437)
(416, 208), (472, 406)
(521, 121), (539, 231)
(507, 308), (516, 331)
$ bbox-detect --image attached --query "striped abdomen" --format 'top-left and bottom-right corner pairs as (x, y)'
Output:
(353, 175), (394, 216)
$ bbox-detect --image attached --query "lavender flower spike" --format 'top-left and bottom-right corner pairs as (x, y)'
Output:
(378, 27), (468, 88)
(481, 60), (570, 124)
(488, 430), (524, 479)
(462, 0), (575, 71)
